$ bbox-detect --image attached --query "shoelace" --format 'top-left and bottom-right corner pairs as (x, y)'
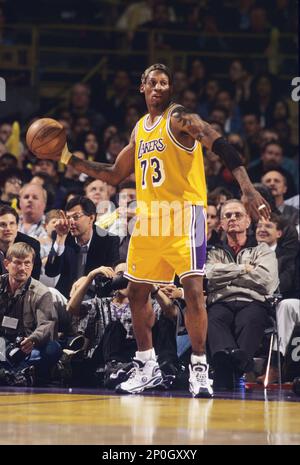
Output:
(127, 362), (142, 380)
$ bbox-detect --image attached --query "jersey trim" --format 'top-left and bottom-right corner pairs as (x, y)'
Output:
(143, 113), (163, 132)
(124, 272), (174, 285)
(166, 105), (197, 153)
(189, 205), (207, 273)
(179, 270), (205, 282)
(133, 121), (139, 145)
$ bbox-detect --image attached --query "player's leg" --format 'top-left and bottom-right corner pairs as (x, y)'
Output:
(116, 282), (163, 394)
(182, 275), (207, 355)
(118, 226), (174, 393)
(182, 275), (213, 398)
(128, 281), (154, 351)
(167, 203), (213, 397)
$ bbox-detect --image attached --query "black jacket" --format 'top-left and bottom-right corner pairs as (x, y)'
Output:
(45, 226), (119, 298)
(276, 241), (300, 298)
(0, 232), (41, 280)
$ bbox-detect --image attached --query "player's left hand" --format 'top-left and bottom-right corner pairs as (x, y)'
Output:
(241, 189), (271, 221)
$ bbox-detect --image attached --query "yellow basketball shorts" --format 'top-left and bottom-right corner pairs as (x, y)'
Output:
(124, 205), (207, 284)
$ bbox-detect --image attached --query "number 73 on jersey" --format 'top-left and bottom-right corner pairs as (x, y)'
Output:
(140, 157), (165, 189)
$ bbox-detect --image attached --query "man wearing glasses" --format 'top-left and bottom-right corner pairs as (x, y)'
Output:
(205, 199), (279, 390)
(0, 242), (60, 387)
(45, 196), (119, 298)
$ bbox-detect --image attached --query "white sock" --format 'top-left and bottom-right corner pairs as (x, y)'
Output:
(191, 353), (207, 365)
(135, 348), (156, 363)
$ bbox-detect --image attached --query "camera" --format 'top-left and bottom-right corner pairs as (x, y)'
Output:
(94, 272), (128, 298)
(6, 336), (27, 366)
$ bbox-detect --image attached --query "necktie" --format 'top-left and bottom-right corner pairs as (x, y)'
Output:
(76, 245), (88, 279)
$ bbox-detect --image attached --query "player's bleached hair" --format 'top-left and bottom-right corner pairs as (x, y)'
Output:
(141, 63), (173, 85)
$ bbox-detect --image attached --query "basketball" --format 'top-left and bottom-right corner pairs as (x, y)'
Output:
(26, 118), (66, 160)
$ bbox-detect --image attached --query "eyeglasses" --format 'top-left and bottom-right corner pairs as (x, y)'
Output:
(222, 211), (245, 220)
(65, 212), (86, 222)
(11, 259), (33, 268)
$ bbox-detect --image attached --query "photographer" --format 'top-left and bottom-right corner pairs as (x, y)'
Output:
(0, 242), (61, 386)
(67, 262), (179, 389)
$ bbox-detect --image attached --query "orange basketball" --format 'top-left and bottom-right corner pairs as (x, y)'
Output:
(26, 118), (66, 160)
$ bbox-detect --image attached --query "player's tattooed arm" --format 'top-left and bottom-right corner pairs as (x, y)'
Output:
(171, 106), (220, 150)
(68, 157), (114, 180)
(171, 107), (271, 220)
(68, 128), (135, 185)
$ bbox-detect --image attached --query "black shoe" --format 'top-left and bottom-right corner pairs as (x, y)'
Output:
(0, 368), (16, 386)
(230, 349), (250, 374)
(104, 360), (134, 389)
(67, 335), (85, 352)
(14, 366), (35, 387)
(159, 361), (179, 389)
(212, 350), (235, 390)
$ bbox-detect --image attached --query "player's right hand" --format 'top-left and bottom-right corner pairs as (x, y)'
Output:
(61, 143), (73, 164)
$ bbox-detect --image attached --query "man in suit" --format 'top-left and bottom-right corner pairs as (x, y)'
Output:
(45, 196), (119, 298)
(0, 205), (41, 279)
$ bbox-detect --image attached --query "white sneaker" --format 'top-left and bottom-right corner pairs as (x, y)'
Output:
(189, 363), (214, 398)
(116, 359), (163, 394)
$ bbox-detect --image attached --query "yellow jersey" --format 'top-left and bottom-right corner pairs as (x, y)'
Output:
(134, 103), (207, 218)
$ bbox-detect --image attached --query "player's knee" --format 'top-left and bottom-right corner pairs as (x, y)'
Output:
(128, 284), (149, 304)
(184, 287), (205, 308)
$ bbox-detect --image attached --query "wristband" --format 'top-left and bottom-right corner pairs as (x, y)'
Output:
(61, 145), (72, 165)
(212, 137), (243, 171)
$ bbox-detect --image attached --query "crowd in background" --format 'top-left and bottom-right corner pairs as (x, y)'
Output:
(0, 0), (298, 389)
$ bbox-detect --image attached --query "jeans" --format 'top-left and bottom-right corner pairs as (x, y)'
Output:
(176, 334), (191, 358)
(26, 341), (62, 379)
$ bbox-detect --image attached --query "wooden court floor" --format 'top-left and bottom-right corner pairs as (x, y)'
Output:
(0, 387), (299, 445)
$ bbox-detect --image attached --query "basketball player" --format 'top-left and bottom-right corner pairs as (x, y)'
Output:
(55, 64), (270, 397)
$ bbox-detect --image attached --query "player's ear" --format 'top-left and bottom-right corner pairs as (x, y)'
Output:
(140, 83), (145, 94)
